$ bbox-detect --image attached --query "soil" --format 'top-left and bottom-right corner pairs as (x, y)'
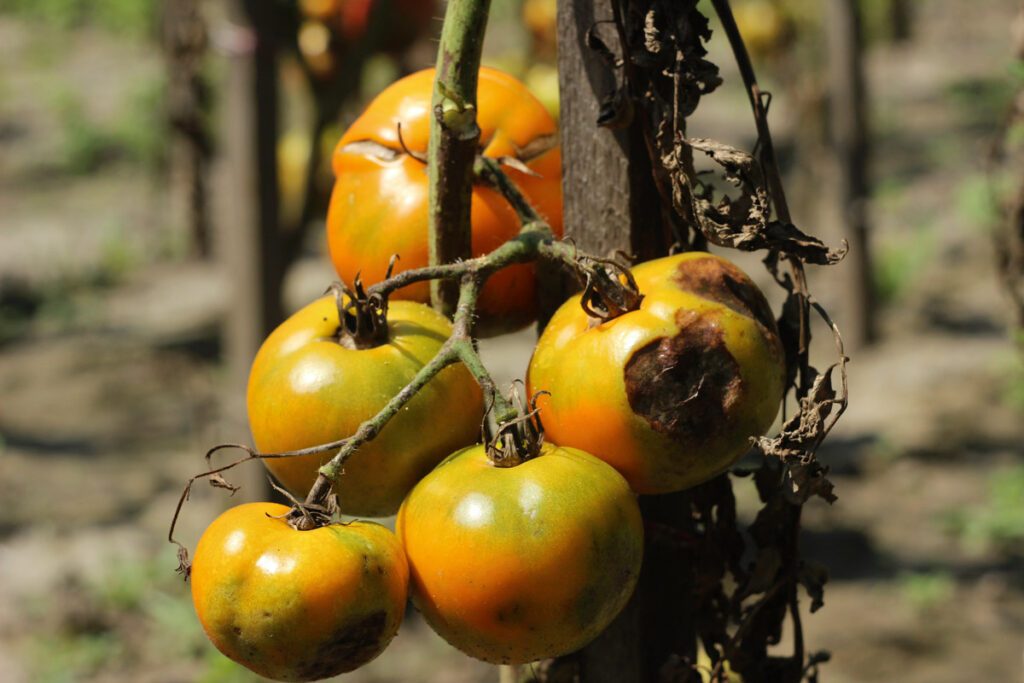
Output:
(1, 1), (1023, 682)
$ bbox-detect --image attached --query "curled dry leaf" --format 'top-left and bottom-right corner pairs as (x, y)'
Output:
(753, 362), (847, 505)
(667, 137), (848, 266)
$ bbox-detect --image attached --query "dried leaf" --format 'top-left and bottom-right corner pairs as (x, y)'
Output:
(337, 139), (404, 163)
(799, 560), (829, 613)
(208, 472), (240, 493)
(512, 132), (560, 163)
(754, 362), (847, 504)
(679, 138), (848, 266)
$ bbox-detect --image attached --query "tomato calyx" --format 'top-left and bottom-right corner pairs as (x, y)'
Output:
(486, 390), (547, 468)
(327, 269), (392, 349)
(578, 256), (644, 323)
(266, 478), (340, 530)
(284, 501), (336, 531)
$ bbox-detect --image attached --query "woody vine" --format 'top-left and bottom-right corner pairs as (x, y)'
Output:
(171, 0), (849, 681)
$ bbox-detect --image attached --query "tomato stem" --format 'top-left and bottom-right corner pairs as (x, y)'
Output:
(304, 274), (518, 507)
(428, 0), (492, 317)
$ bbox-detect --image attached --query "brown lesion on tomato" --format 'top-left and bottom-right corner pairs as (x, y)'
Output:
(624, 309), (743, 445)
(296, 610), (388, 680)
(671, 256), (778, 337)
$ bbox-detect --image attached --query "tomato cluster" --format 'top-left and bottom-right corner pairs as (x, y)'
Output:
(187, 64), (785, 681)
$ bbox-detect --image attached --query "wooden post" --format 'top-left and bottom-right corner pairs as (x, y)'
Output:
(552, 0), (696, 680)
(827, 0), (875, 348)
(216, 0), (282, 500)
(555, 0), (664, 263)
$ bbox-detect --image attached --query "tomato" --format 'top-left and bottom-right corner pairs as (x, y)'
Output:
(191, 502), (409, 681)
(299, 0), (437, 52)
(326, 67), (563, 335)
(396, 442), (643, 664)
(522, 0), (557, 59)
(299, 0), (341, 21)
(247, 295), (484, 516)
(526, 252), (786, 495)
(337, 0), (437, 49)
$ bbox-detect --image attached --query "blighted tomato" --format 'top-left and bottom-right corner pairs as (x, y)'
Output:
(247, 295), (484, 516)
(191, 502), (409, 682)
(527, 252), (786, 494)
(326, 67), (563, 335)
(396, 443), (643, 664)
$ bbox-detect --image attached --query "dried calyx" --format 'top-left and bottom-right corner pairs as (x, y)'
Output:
(267, 481), (339, 531)
(285, 502), (336, 531)
(329, 267), (393, 349)
(579, 256), (644, 323)
(485, 391), (547, 468)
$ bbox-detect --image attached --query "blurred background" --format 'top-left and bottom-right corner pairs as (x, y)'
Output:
(0, 0), (1022, 681)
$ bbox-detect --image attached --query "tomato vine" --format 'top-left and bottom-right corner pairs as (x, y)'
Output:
(171, 0), (851, 681)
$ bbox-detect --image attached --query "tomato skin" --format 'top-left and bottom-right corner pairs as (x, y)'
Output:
(527, 252), (786, 495)
(246, 296), (484, 516)
(191, 503), (409, 682)
(396, 443), (643, 664)
(326, 67), (563, 335)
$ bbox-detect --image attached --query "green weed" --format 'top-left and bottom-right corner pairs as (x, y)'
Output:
(54, 90), (116, 174)
(54, 78), (168, 175)
(945, 75), (1015, 131)
(0, 0), (155, 38)
(199, 649), (268, 683)
(112, 76), (169, 171)
(945, 464), (1024, 553)
(871, 221), (936, 305)
(896, 570), (955, 611)
(955, 171), (1014, 235)
(29, 632), (126, 683)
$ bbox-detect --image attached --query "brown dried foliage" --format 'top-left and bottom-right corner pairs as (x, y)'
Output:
(561, 1), (850, 681)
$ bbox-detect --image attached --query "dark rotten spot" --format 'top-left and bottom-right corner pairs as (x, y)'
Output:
(624, 310), (742, 443)
(671, 256), (777, 335)
(295, 611), (388, 681)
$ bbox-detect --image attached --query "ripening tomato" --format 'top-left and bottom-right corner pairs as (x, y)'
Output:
(337, 0), (437, 49)
(326, 67), (563, 335)
(527, 252), (786, 495)
(247, 295), (484, 516)
(191, 502), (409, 682)
(396, 443), (643, 664)
(299, 0), (437, 52)
(522, 0), (557, 58)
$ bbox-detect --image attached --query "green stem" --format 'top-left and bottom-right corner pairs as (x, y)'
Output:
(304, 269), (514, 507)
(428, 0), (493, 316)
(303, 339), (462, 507)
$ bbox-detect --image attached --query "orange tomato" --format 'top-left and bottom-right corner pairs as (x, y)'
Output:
(527, 252), (786, 494)
(397, 443), (643, 664)
(191, 502), (409, 681)
(299, 0), (437, 51)
(326, 67), (563, 335)
(299, 0), (341, 21)
(337, 0), (437, 49)
(247, 295), (484, 516)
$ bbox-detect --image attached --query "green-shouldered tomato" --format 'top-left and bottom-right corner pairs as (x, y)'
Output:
(397, 443), (643, 664)
(247, 295), (484, 516)
(191, 502), (409, 681)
